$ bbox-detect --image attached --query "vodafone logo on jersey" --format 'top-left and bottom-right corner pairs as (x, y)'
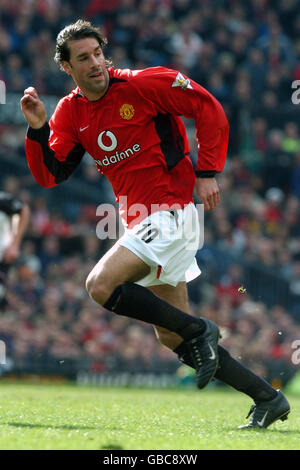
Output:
(97, 131), (118, 152)
(96, 130), (141, 168)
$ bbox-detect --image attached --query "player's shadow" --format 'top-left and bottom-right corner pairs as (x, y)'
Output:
(259, 429), (299, 435)
(4, 422), (103, 431)
(101, 443), (124, 450)
(225, 426), (299, 435)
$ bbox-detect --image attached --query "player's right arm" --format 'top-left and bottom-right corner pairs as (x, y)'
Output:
(20, 87), (85, 188)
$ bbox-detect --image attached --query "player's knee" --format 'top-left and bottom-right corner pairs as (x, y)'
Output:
(85, 274), (112, 306)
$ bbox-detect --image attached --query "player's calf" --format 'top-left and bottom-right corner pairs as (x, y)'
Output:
(104, 282), (220, 388)
(154, 326), (183, 350)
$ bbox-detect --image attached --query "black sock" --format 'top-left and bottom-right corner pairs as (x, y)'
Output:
(104, 282), (206, 340)
(174, 342), (277, 403)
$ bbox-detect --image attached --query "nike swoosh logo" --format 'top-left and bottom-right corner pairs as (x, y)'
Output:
(257, 411), (268, 427)
(208, 343), (216, 360)
(80, 125), (89, 132)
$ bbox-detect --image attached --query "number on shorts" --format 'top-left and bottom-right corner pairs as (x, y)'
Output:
(136, 223), (159, 244)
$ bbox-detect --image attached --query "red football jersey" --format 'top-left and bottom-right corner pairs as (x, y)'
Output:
(25, 67), (229, 227)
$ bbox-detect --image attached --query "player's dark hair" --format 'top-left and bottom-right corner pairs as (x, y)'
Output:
(54, 19), (111, 70)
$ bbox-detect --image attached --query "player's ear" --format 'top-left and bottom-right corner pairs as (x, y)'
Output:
(61, 61), (72, 75)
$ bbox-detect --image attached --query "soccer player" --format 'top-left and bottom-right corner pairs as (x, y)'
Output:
(0, 191), (30, 309)
(20, 20), (290, 428)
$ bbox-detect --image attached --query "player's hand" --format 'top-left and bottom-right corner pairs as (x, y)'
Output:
(195, 177), (220, 211)
(20, 87), (47, 129)
(2, 241), (20, 264)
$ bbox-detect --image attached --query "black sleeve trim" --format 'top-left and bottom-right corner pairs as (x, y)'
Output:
(27, 122), (50, 141)
(195, 170), (217, 177)
(27, 122), (85, 184)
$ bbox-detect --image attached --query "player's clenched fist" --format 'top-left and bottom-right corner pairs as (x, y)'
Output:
(20, 87), (47, 129)
(195, 177), (220, 211)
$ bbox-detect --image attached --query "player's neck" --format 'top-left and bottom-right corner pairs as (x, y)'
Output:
(82, 85), (109, 101)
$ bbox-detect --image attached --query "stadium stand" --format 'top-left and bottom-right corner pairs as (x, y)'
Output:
(0, 0), (299, 388)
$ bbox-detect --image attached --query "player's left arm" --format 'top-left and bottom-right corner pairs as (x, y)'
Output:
(194, 176), (220, 211)
(131, 67), (229, 210)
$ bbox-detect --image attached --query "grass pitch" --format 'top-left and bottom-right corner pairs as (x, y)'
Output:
(0, 383), (299, 450)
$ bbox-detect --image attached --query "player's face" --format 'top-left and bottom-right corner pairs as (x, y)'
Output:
(64, 37), (110, 101)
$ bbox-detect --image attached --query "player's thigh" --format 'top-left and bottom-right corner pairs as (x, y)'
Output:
(148, 281), (190, 349)
(86, 242), (150, 304)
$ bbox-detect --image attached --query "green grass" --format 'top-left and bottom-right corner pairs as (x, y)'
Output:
(0, 383), (299, 450)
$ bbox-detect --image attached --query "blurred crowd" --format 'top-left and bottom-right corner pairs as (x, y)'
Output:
(0, 0), (300, 386)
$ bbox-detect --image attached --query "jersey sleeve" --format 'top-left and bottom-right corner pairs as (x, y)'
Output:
(25, 97), (85, 188)
(130, 67), (229, 176)
(0, 192), (23, 215)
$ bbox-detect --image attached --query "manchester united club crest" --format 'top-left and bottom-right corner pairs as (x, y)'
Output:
(172, 72), (193, 91)
(120, 103), (135, 120)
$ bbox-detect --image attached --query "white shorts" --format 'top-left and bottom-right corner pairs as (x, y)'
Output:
(118, 202), (201, 287)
